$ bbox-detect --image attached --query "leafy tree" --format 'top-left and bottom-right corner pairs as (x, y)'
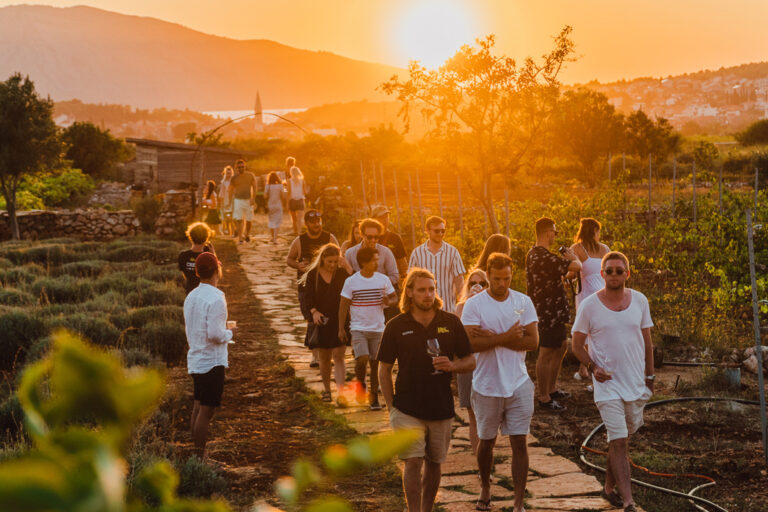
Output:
(185, 131), (230, 148)
(62, 121), (130, 178)
(623, 110), (680, 161)
(551, 88), (624, 184)
(381, 29), (576, 232)
(693, 141), (720, 171)
(736, 118), (768, 146)
(0, 74), (61, 239)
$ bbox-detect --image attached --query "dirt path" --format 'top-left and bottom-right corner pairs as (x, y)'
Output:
(229, 214), (636, 512)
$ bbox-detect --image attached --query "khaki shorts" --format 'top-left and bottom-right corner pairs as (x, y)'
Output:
(351, 330), (383, 360)
(232, 198), (254, 221)
(471, 378), (534, 439)
(596, 398), (647, 442)
(389, 407), (453, 463)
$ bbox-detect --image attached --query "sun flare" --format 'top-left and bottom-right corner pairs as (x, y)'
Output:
(394, 0), (475, 70)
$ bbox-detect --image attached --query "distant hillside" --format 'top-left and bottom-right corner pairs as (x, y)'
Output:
(0, 5), (402, 110)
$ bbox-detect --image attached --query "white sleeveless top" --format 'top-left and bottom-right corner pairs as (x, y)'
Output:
(576, 251), (605, 310)
(289, 177), (305, 200)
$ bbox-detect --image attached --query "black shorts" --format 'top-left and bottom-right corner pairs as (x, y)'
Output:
(538, 323), (567, 349)
(192, 365), (226, 407)
(289, 198), (305, 211)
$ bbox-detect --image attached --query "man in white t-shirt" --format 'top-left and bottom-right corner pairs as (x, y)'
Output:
(572, 251), (654, 512)
(339, 246), (398, 410)
(461, 253), (539, 512)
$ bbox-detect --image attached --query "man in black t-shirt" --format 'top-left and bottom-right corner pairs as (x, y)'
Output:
(378, 268), (475, 512)
(525, 217), (581, 411)
(178, 222), (215, 295)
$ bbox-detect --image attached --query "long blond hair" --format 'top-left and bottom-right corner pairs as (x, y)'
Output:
(399, 268), (443, 313)
(297, 243), (340, 287)
(458, 269), (488, 304)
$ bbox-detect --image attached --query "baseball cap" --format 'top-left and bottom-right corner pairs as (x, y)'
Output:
(195, 252), (221, 278)
(370, 204), (390, 217)
(304, 209), (322, 222)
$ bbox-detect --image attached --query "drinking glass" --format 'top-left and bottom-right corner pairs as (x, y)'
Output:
(426, 338), (442, 375)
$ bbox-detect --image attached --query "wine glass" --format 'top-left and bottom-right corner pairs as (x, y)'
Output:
(426, 338), (442, 375)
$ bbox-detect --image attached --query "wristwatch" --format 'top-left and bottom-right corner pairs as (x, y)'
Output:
(645, 375), (656, 381)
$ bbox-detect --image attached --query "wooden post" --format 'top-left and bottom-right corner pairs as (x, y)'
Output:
(380, 162), (387, 206)
(718, 163), (723, 217)
(359, 161), (367, 212)
(622, 153), (626, 173)
(457, 174), (464, 241)
(608, 151), (612, 181)
(372, 161), (379, 204)
(756, 167), (760, 218)
(437, 172), (444, 218)
(648, 154), (652, 229)
(408, 173), (417, 249)
(672, 155), (677, 218)
(392, 166), (401, 234)
(416, 169), (425, 231)
(504, 188), (510, 238)
(693, 160), (698, 225)
(746, 209), (768, 467)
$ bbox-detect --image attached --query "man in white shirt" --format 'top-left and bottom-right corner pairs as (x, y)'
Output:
(408, 216), (465, 314)
(571, 251), (654, 512)
(183, 252), (236, 459)
(339, 246), (398, 410)
(461, 253), (539, 512)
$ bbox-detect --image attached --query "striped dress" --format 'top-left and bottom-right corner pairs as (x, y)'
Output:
(408, 241), (466, 313)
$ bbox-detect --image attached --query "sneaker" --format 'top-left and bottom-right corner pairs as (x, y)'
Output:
(310, 361), (319, 368)
(601, 489), (623, 508)
(538, 399), (566, 411)
(370, 400), (382, 411)
(573, 372), (583, 381)
(550, 389), (571, 401)
(624, 505), (637, 512)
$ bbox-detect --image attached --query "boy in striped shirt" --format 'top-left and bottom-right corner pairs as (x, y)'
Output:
(339, 247), (398, 410)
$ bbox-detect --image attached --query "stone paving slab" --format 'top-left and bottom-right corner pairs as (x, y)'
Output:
(527, 496), (614, 510)
(526, 472), (603, 498)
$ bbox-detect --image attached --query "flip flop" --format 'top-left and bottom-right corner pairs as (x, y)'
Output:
(475, 498), (492, 511)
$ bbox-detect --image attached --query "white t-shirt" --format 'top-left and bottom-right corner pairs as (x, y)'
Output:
(340, 271), (395, 332)
(571, 289), (654, 402)
(461, 289), (538, 397)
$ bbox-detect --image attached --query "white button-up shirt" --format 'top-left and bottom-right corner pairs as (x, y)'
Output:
(184, 283), (232, 374)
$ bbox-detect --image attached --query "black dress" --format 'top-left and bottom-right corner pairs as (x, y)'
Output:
(304, 267), (350, 349)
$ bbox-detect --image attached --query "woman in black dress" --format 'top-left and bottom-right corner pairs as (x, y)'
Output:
(299, 243), (351, 406)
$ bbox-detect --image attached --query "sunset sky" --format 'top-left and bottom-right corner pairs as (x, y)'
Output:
(3, 0), (767, 83)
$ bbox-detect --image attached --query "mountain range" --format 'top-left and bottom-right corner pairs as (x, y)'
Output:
(0, 4), (402, 110)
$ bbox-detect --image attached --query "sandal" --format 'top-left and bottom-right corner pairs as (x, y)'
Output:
(321, 391), (331, 402)
(601, 489), (623, 508)
(475, 498), (492, 511)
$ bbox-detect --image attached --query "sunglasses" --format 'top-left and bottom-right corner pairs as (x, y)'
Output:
(431, 229), (446, 234)
(470, 280), (488, 287)
(365, 235), (380, 240)
(603, 268), (626, 275)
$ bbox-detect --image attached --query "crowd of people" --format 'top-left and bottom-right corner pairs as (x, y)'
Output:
(179, 163), (655, 512)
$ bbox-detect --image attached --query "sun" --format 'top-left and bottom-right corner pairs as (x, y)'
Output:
(394, 0), (476, 70)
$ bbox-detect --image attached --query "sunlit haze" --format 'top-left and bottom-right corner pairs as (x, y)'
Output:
(1, 0), (766, 83)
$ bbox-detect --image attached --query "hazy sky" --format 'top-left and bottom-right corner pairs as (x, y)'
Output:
(3, 0), (767, 83)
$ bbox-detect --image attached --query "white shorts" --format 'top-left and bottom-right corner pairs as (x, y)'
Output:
(471, 378), (534, 439)
(232, 198), (254, 221)
(596, 398), (647, 442)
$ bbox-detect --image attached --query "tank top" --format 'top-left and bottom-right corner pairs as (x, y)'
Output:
(289, 177), (305, 200)
(576, 246), (605, 310)
(297, 231), (332, 279)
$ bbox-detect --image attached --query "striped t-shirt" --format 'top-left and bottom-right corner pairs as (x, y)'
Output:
(340, 272), (396, 332)
(408, 241), (466, 313)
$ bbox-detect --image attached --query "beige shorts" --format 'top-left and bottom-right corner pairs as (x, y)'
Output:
(351, 330), (383, 360)
(471, 378), (535, 439)
(232, 198), (254, 221)
(596, 398), (647, 442)
(389, 407), (453, 463)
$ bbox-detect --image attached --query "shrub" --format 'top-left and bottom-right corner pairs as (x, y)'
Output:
(126, 283), (185, 307)
(103, 246), (175, 264)
(0, 395), (22, 437)
(0, 288), (35, 306)
(121, 348), (156, 368)
(0, 264), (45, 286)
(128, 305), (184, 328)
(93, 275), (155, 295)
(131, 196), (162, 233)
(31, 276), (94, 303)
(45, 314), (121, 347)
(140, 321), (187, 364)
(56, 260), (109, 278)
(0, 311), (47, 370)
(24, 336), (52, 364)
(175, 455), (226, 499)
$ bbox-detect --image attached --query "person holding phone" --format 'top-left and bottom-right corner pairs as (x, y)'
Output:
(378, 268), (475, 512)
(300, 243), (351, 405)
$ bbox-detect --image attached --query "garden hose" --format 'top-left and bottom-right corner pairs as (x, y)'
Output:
(579, 397), (761, 512)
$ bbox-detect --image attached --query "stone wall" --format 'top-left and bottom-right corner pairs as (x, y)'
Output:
(0, 190), (195, 241)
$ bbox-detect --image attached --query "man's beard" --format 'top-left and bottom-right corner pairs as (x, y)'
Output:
(414, 300), (434, 311)
(308, 225), (322, 235)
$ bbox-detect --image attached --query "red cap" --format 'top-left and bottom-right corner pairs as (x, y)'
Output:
(195, 252), (221, 278)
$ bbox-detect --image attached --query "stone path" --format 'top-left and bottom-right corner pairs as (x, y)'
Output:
(234, 221), (641, 512)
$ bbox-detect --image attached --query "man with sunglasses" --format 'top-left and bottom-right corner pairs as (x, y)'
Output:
(344, 218), (399, 287)
(408, 216), (465, 314)
(526, 217), (582, 411)
(571, 252), (654, 512)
